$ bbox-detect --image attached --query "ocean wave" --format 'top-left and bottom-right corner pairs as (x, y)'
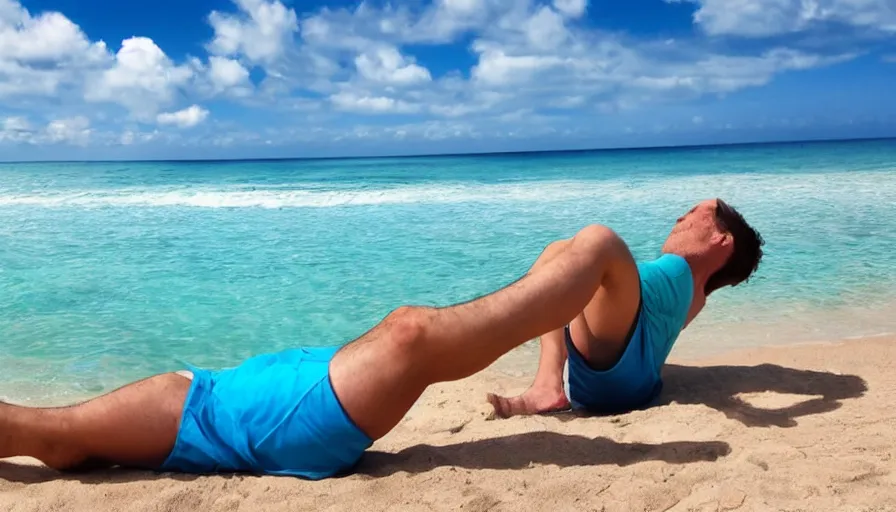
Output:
(1, 171), (894, 209)
(0, 183), (592, 208)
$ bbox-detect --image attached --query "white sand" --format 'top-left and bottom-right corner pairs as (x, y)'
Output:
(2, 336), (894, 511)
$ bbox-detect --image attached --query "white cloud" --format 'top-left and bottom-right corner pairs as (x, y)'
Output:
(3, 115), (28, 131)
(290, 0), (855, 127)
(0, 0), (110, 98)
(85, 37), (194, 119)
(299, 0), (496, 48)
(1, 115), (94, 145)
(120, 129), (162, 145)
(300, 1), (853, 120)
(646, 48), (855, 94)
(156, 105), (210, 128)
(207, 0), (298, 64)
(523, 6), (571, 49)
(0, 0), (880, 153)
(411, 0), (494, 42)
(472, 45), (569, 85)
(0, 60), (65, 97)
(553, 0), (587, 18)
(45, 116), (91, 145)
(670, 0), (896, 37)
(0, 7), (107, 63)
(208, 56), (252, 94)
(354, 46), (432, 85)
(0, 115), (31, 142)
(330, 91), (420, 113)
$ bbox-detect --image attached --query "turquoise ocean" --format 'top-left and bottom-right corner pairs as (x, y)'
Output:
(2, 139), (895, 404)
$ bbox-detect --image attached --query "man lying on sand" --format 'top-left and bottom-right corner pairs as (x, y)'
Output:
(488, 199), (764, 417)
(0, 199), (762, 480)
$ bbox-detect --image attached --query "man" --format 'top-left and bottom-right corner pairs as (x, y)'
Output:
(488, 198), (764, 417)
(0, 199), (762, 480)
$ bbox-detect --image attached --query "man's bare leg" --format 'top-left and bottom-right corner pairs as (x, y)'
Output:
(487, 226), (642, 418)
(330, 224), (633, 440)
(0, 373), (189, 471)
(485, 239), (574, 417)
(0, 224), (634, 470)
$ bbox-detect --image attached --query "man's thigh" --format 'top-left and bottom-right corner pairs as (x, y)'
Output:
(569, 244), (641, 370)
(72, 372), (191, 468)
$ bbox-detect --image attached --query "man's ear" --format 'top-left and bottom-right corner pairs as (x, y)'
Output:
(712, 231), (733, 247)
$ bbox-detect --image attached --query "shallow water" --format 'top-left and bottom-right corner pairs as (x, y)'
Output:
(2, 139), (895, 403)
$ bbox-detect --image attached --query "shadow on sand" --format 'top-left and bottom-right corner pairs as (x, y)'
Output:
(1, 434), (730, 484)
(357, 362), (865, 477)
(0, 363), (865, 484)
(657, 362), (868, 428)
(358, 432), (730, 477)
(0, 460), (203, 485)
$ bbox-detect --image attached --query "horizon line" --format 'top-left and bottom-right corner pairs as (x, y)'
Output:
(2, 135), (895, 165)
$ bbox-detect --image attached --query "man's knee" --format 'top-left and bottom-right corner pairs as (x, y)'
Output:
(382, 305), (433, 356)
(574, 224), (618, 246)
(571, 224), (628, 259)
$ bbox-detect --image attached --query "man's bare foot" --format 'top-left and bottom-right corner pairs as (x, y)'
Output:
(486, 385), (570, 418)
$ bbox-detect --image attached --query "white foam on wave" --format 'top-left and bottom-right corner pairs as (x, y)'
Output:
(0, 181), (611, 208)
(0, 169), (894, 209)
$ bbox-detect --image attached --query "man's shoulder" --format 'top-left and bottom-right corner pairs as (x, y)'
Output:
(636, 253), (694, 318)
(637, 253), (692, 283)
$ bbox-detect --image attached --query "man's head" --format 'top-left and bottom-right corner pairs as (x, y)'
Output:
(662, 199), (764, 295)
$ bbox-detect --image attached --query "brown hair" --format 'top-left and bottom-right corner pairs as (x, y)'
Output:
(705, 199), (764, 295)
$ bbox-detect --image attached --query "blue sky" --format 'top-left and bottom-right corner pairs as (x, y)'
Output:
(1, 0), (895, 160)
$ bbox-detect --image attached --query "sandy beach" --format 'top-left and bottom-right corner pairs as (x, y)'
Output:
(1, 335), (894, 512)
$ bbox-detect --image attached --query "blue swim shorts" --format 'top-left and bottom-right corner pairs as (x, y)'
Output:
(158, 346), (373, 479)
(564, 253), (693, 413)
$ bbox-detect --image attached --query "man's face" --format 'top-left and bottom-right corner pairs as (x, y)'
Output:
(663, 199), (730, 255)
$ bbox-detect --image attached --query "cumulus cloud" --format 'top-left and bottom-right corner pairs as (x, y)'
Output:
(294, 0), (854, 125)
(3, 115), (28, 130)
(553, 0), (587, 18)
(354, 46), (431, 85)
(85, 37), (194, 119)
(156, 105), (210, 128)
(0, 115), (93, 145)
(45, 116), (91, 145)
(0, 0), (880, 152)
(207, 56), (253, 96)
(0, 115), (31, 142)
(0, 1), (238, 128)
(120, 129), (162, 145)
(329, 91), (420, 114)
(0, 5), (106, 62)
(0, 0), (109, 98)
(209, 57), (249, 87)
(522, 5), (572, 49)
(669, 0), (896, 37)
(207, 0), (298, 64)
